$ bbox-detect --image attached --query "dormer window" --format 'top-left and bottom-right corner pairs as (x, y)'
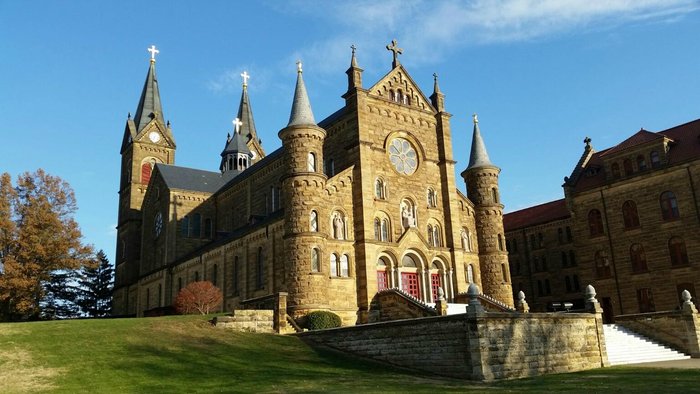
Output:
(650, 150), (661, 168)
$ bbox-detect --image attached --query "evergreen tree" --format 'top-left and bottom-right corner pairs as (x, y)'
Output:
(78, 250), (113, 317)
(41, 270), (81, 319)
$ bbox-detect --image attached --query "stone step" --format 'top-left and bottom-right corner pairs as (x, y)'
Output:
(603, 324), (690, 366)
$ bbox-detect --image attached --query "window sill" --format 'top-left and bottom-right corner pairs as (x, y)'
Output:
(330, 276), (353, 280)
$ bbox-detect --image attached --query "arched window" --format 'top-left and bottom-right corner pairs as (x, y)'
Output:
(311, 248), (320, 273)
(492, 188), (499, 203)
(669, 237), (689, 266)
(630, 244), (647, 273)
(595, 250), (611, 278)
(389, 89), (396, 102)
(623, 159), (633, 176)
(427, 225), (434, 246)
(637, 155), (647, 170)
(622, 200), (640, 229)
(660, 191), (680, 220)
(340, 255), (349, 277)
(374, 218), (381, 240)
(650, 150), (661, 168)
(427, 188), (437, 207)
(330, 253), (338, 277)
(310, 210), (318, 232)
(498, 234), (504, 251)
(181, 216), (190, 237)
(141, 161), (154, 184)
(307, 152), (316, 172)
(381, 219), (389, 242)
(396, 89), (404, 103)
(375, 178), (386, 199)
(588, 209), (604, 237)
(256, 247), (264, 289)
(192, 213), (201, 237)
(467, 264), (474, 283)
(228, 157), (233, 170)
(611, 163), (621, 178)
(433, 225), (441, 247)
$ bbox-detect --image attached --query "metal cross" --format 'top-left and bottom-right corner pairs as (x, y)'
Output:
(386, 39), (402, 68)
(233, 118), (243, 134)
(148, 45), (159, 61)
(473, 113), (479, 124)
(351, 44), (356, 55)
(240, 71), (250, 86)
(296, 60), (303, 73)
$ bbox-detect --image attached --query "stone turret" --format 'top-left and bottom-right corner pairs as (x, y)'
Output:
(278, 62), (329, 318)
(461, 115), (513, 307)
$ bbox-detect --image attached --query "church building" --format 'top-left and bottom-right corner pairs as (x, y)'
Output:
(113, 42), (514, 323)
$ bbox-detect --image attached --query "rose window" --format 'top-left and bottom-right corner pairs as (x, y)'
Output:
(388, 138), (418, 175)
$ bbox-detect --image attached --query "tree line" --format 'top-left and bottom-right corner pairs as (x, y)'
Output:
(0, 170), (113, 321)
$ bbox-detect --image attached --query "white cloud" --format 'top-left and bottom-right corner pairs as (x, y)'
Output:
(207, 63), (279, 94)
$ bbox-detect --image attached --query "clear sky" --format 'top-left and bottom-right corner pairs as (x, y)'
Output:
(1, 0), (699, 265)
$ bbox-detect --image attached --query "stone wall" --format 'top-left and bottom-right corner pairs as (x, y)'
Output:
(368, 289), (438, 322)
(615, 309), (700, 357)
(213, 310), (275, 333)
(298, 311), (606, 381)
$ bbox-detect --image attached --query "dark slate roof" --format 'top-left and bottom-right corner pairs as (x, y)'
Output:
(504, 199), (570, 231)
(287, 68), (316, 126)
(221, 131), (250, 156)
(467, 120), (495, 170)
(156, 163), (239, 193)
(238, 86), (258, 142)
(133, 61), (165, 132)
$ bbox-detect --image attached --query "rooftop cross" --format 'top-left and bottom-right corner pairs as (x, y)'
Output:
(233, 117), (243, 134)
(241, 71), (250, 87)
(584, 136), (592, 147)
(351, 44), (356, 55)
(296, 60), (303, 73)
(386, 39), (403, 68)
(473, 113), (479, 124)
(148, 45), (159, 62)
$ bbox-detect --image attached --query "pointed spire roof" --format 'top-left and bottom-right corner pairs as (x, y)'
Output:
(467, 114), (496, 170)
(287, 61), (316, 127)
(237, 71), (258, 142)
(432, 73), (441, 94)
(221, 119), (251, 156)
(133, 49), (165, 133)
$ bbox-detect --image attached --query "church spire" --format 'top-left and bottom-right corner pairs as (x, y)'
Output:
(430, 73), (445, 112)
(133, 45), (165, 133)
(467, 114), (496, 170)
(220, 117), (251, 173)
(237, 71), (258, 143)
(287, 61), (316, 127)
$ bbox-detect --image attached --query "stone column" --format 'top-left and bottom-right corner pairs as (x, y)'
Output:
(585, 285), (609, 367)
(681, 290), (700, 358)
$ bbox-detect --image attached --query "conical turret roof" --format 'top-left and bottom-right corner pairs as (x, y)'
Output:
(133, 59), (165, 132)
(287, 62), (316, 127)
(237, 83), (258, 142)
(467, 115), (496, 170)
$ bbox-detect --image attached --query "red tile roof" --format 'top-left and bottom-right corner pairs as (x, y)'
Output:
(504, 198), (570, 231)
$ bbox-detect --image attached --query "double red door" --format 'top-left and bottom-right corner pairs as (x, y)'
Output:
(401, 272), (420, 299)
(377, 271), (388, 291)
(431, 273), (441, 301)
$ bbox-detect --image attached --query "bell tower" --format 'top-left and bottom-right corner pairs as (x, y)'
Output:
(113, 45), (176, 315)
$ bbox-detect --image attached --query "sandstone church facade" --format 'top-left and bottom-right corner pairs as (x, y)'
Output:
(113, 42), (514, 323)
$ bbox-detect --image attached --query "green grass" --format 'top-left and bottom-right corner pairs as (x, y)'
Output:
(1, 315), (699, 393)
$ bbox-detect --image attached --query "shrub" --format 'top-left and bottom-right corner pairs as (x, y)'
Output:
(304, 310), (342, 330)
(174, 281), (223, 315)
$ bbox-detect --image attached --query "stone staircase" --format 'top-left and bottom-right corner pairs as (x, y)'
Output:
(603, 324), (690, 365)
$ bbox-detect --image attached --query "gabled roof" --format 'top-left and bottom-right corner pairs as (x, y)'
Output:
(156, 164), (239, 194)
(600, 129), (663, 157)
(368, 64), (436, 114)
(504, 199), (570, 231)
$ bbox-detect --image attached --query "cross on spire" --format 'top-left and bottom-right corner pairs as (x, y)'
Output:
(584, 136), (592, 147)
(351, 44), (356, 55)
(473, 113), (479, 124)
(386, 39), (403, 68)
(296, 60), (303, 73)
(233, 117), (243, 134)
(148, 45), (159, 62)
(241, 71), (250, 87)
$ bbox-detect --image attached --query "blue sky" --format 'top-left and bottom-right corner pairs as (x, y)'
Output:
(1, 0), (699, 264)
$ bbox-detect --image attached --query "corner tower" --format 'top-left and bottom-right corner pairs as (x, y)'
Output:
(114, 46), (176, 315)
(461, 115), (513, 307)
(278, 62), (329, 318)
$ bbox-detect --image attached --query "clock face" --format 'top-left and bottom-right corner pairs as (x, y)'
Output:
(154, 211), (163, 237)
(388, 138), (418, 175)
(149, 132), (161, 143)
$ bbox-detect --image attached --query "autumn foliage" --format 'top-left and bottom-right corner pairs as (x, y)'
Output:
(174, 281), (223, 315)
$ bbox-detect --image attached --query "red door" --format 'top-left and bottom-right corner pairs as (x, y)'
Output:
(431, 273), (441, 301)
(377, 271), (388, 292)
(401, 272), (420, 299)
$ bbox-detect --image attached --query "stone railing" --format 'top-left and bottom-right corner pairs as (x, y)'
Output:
(614, 291), (700, 357)
(368, 288), (438, 323)
(240, 292), (288, 333)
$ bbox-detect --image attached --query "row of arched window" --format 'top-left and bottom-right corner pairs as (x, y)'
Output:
(389, 89), (411, 105)
(588, 191), (680, 237)
(594, 237), (689, 278)
(374, 178), (439, 209)
(310, 248), (350, 277)
(610, 150), (661, 179)
(181, 214), (213, 239)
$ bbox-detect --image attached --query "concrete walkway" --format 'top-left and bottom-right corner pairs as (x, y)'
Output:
(621, 358), (700, 369)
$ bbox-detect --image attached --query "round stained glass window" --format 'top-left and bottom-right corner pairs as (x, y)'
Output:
(388, 138), (418, 175)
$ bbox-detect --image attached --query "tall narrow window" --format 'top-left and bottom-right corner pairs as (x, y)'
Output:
(375, 178), (386, 199)
(330, 254), (338, 277)
(374, 218), (381, 240)
(381, 219), (389, 242)
(650, 150), (661, 168)
(141, 162), (153, 184)
(588, 209), (604, 237)
(623, 159), (634, 176)
(307, 152), (316, 172)
(270, 186), (277, 211)
(204, 218), (212, 238)
(492, 187), (499, 203)
(611, 163), (621, 178)
(427, 188), (437, 207)
(178, 277), (182, 292)
(310, 210), (318, 232)
(669, 237), (689, 266)
(256, 247), (264, 289)
(498, 234), (504, 251)
(595, 250), (611, 278)
(311, 248), (320, 273)
(637, 155), (647, 170)
(181, 216), (190, 237)
(569, 250), (576, 266)
(558, 228), (564, 244)
(340, 255), (349, 277)
(232, 256), (239, 295)
(565, 276), (572, 293)
(327, 159), (335, 176)
(467, 264), (474, 283)
(622, 200), (640, 229)
(660, 191), (680, 220)
(501, 263), (508, 283)
(630, 244), (648, 273)
(212, 264), (218, 286)
(561, 251), (568, 267)
(637, 288), (655, 313)
(538, 232), (544, 248)
(192, 213), (202, 237)
(566, 226), (572, 242)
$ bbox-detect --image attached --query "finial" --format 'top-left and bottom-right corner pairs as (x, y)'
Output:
(433, 73), (438, 82)
(296, 60), (303, 73)
(167, 120), (170, 127)
(386, 39), (403, 68)
(127, 112), (131, 119)
(232, 118), (243, 134)
(147, 45), (159, 62)
(350, 44), (358, 67)
(584, 136), (592, 147)
(226, 132), (231, 142)
(241, 71), (250, 87)
(473, 113), (479, 124)
(351, 44), (356, 55)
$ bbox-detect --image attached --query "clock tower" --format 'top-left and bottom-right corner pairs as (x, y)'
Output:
(113, 46), (176, 315)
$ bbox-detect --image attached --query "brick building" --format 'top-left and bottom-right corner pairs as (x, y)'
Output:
(113, 42), (514, 322)
(505, 122), (700, 321)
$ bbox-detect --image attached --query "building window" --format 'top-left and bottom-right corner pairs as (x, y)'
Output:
(194, 271), (199, 282)
(141, 161), (153, 184)
(330, 253), (338, 277)
(660, 191), (680, 220)
(529, 234), (536, 250)
(326, 159), (335, 177)
(588, 209), (604, 237)
(558, 228), (564, 244)
(270, 186), (277, 212)
(573, 275), (580, 291)
(501, 263), (508, 283)
(375, 178), (386, 199)
(569, 250), (576, 266)
(232, 256), (239, 295)
(427, 225), (434, 246)
(467, 264), (474, 283)
(204, 218), (212, 238)
(637, 288), (655, 313)
(211, 264), (218, 286)
(310, 210), (318, 232)
(256, 247), (264, 289)
(533, 256), (540, 272)
(566, 226), (572, 242)
(630, 244), (648, 273)
(545, 279), (551, 295)
(565, 276), (572, 293)
(669, 237), (689, 266)
(311, 248), (320, 273)
(637, 155), (647, 170)
(537, 280), (543, 296)
(498, 234), (505, 251)
(650, 150), (661, 168)
(427, 188), (437, 207)
(374, 218), (381, 240)
(561, 251), (568, 267)
(381, 219), (389, 242)
(611, 162), (621, 178)
(178, 277), (182, 292)
(492, 188), (499, 203)
(192, 213), (201, 237)
(538, 232), (544, 248)
(595, 250), (612, 278)
(340, 255), (349, 277)
(377, 258), (389, 291)
(623, 159), (633, 176)
(622, 200), (640, 229)
(307, 152), (316, 172)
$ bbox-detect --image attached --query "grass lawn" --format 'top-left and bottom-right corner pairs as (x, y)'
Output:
(1, 315), (699, 393)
